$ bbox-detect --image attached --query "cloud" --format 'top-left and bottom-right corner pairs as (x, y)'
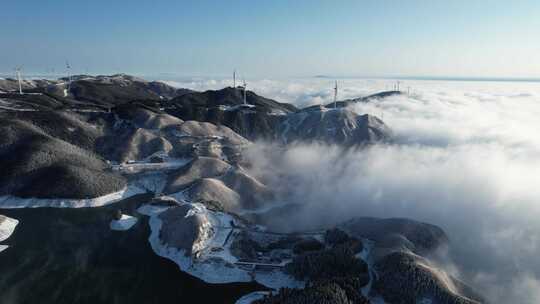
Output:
(237, 79), (540, 303)
(162, 76), (540, 301)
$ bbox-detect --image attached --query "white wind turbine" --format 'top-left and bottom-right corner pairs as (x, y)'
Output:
(15, 66), (23, 94)
(333, 80), (338, 108)
(64, 61), (72, 97)
(66, 61), (72, 88)
(242, 78), (247, 104)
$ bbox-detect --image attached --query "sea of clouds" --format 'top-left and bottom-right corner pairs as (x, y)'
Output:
(165, 77), (540, 303)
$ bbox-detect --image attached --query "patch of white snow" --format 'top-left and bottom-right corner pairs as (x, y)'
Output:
(235, 291), (271, 304)
(142, 201), (305, 288)
(136, 204), (171, 216)
(110, 214), (138, 231)
(255, 270), (304, 290)
(0, 215), (19, 242)
(0, 185), (146, 209)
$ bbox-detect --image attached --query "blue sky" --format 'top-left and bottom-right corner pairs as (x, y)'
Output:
(1, 0), (539, 78)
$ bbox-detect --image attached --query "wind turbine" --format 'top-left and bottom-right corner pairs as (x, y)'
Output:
(233, 69), (236, 88)
(333, 80), (338, 108)
(15, 66), (23, 94)
(242, 79), (247, 105)
(66, 61), (72, 92)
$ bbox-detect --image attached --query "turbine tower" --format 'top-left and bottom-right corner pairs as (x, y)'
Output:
(66, 61), (72, 92)
(242, 79), (247, 104)
(15, 66), (23, 94)
(333, 80), (338, 108)
(233, 69), (236, 88)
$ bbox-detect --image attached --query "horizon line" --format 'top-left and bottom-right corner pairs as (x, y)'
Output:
(1, 72), (540, 84)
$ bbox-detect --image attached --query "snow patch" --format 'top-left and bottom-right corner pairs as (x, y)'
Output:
(111, 158), (191, 174)
(110, 214), (138, 231)
(255, 270), (304, 290)
(356, 238), (374, 263)
(235, 291), (271, 304)
(222, 104), (256, 112)
(146, 206), (252, 283)
(142, 201), (303, 288)
(359, 239), (377, 298)
(137, 204), (171, 216)
(268, 109), (287, 116)
(165, 189), (190, 203)
(130, 171), (168, 194)
(0, 185), (146, 209)
(0, 215), (19, 242)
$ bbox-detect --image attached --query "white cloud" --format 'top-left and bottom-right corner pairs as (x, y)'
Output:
(162, 76), (540, 301)
(234, 78), (540, 303)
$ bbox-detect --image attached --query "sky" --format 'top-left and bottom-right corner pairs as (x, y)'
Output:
(1, 0), (539, 78)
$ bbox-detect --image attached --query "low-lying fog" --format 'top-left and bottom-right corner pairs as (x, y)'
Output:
(167, 77), (540, 303)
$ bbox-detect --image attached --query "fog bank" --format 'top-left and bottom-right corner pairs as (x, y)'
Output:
(241, 79), (540, 303)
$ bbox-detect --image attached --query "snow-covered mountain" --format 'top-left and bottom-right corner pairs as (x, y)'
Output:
(0, 75), (486, 304)
(278, 106), (391, 146)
